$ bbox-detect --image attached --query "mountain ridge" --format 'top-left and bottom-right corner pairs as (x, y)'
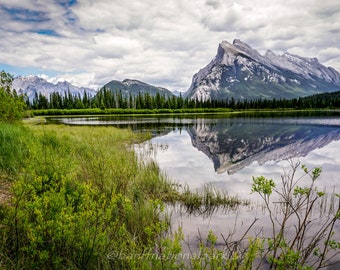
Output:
(101, 78), (174, 98)
(185, 39), (340, 101)
(12, 76), (175, 103)
(12, 75), (97, 102)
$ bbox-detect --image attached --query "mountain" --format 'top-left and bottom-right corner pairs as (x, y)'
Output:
(172, 90), (184, 97)
(185, 39), (340, 101)
(101, 79), (174, 98)
(12, 76), (97, 102)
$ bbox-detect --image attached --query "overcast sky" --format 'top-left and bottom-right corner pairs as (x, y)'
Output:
(0, 0), (339, 91)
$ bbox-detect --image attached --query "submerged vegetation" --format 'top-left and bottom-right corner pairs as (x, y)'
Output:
(165, 184), (249, 217)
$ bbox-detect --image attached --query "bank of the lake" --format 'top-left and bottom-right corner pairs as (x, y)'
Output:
(29, 107), (340, 117)
(30, 107), (233, 116)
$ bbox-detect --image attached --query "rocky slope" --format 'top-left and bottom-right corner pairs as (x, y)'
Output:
(185, 39), (340, 101)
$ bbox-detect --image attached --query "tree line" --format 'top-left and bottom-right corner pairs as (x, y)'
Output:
(27, 86), (340, 111)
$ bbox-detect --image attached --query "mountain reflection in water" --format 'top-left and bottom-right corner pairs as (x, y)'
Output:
(186, 118), (340, 174)
(49, 113), (340, 176)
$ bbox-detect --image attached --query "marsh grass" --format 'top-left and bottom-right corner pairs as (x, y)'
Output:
(0, 123), (179, 268)
(166, 184), (248, 217)
(0, 123), (30, 176)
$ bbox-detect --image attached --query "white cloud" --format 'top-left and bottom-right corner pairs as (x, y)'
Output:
(41, 72), (97, 89)
(0, 0), (339, 91)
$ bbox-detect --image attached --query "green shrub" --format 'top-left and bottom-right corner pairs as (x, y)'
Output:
(0, 125), (171, 269)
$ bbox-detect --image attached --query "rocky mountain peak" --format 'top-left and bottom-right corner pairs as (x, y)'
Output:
(185, 39), (340, 101)
(232, 39), (259, 56)
(265, 50), (276, 57)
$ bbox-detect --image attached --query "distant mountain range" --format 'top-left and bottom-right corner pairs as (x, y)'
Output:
(11, 39), (340, 102)
(101, 79), (174, 98)
(185, 39), (340, 101)
(12, 76), (97, 102)
(12, 76), (175, 102)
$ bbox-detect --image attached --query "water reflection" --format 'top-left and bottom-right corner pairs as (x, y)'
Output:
(186, 117), (340, 174)
(48, 113), (340, 193)
(48, 113), (340, 267)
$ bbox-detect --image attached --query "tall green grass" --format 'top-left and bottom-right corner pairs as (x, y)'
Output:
(0, 124), (174, 268)
(0, 123), (30, 176)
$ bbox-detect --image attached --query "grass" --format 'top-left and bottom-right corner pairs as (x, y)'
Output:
(0, 123), (166, 268)
(163, 184), (249, 217)
(30, 107), (234, 116)
(0, 122), (244, 269)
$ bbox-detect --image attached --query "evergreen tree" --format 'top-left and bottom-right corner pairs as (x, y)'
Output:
(0, 71), (26, 122)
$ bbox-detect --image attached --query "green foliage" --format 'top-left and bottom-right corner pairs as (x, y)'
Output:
(0, 71), (26, 122)
(26, 85), (340, 112)
(251, 162), (340, 269)
(0, 124), (30, 175)
(190, 232), (264, 270)
(0, 124), (174, 269)
(251, 175), (276, 195)
(30, 107), (234, 116)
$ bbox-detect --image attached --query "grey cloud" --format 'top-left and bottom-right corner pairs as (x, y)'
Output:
(311, 0), (340, 19)
(205, 0), (222, 9)
(0, 0), (339, 90)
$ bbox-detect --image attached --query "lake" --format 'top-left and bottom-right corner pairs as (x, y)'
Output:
(48, 111), (340, 267)
(47, 111), (340, 195)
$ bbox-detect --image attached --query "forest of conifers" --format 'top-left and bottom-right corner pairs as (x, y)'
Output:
(27, 87), (340, 111)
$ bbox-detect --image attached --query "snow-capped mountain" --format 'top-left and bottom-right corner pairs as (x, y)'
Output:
(12, 76), (97, 102)
(185, 39), (340, 101)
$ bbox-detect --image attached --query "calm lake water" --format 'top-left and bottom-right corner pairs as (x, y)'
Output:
(48, 111), (340, 267)
(48, 111), (340, 195)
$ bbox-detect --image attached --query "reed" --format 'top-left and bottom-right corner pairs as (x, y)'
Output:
(0, 123), (174, 268)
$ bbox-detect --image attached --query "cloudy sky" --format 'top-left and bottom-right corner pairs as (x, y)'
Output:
(0, 0), (339, 91)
